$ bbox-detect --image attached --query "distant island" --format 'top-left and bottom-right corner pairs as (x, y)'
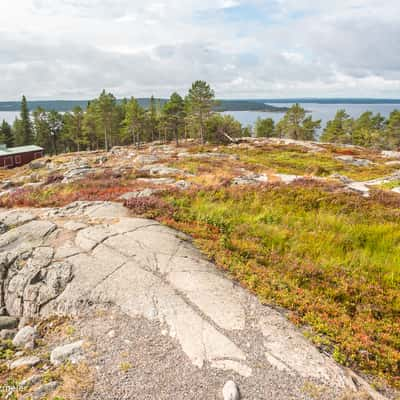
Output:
(213, 100), (289, 112)
(0, 99), (289, 113)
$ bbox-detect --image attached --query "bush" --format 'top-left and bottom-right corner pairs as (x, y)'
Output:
(124, 196), (174, 218)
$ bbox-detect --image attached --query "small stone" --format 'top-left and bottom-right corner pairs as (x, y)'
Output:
(0, 329), (16, 340)
(0, 316), (19, 330)
(20, 374), (42, 388)
(335, 155), (372, 167)
(137, 177), (175, 185)
(10, 356), (40, 370)
(222, 380), (240, 400)
(134, 154), (160, 164)
(12, 326), (37, 349)
(0, 222), (7, 234)
(29, 160), (47, 169)
(232, 174), (268, 185)
(139, 164), (187, 176)
(275, 173), (300, 184)
(31, 381), (59, 399)
(107, 330), (116, 338)
(50, 340), (84, 366)
(175, 180), (191, 190)
(119, 188), (160, 201)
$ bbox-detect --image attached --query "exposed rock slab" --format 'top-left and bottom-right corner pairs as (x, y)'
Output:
(0, 202), (386, 399)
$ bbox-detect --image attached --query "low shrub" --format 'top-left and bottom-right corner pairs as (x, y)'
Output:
(159, 182), (400, 388)
(124, 196), (174, 218)
(45, 174), (64, 184)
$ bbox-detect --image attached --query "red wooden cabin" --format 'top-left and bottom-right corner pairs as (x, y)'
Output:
(0, 144), (44, 168)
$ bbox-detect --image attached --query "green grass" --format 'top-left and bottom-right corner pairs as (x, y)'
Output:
(378, 180), (400, 190)
(220, 146), (398, 181)
(3, 141), (400, 390)
(157, 182), (400, 388)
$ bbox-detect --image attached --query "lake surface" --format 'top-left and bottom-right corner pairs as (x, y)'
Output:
(0, 111), (20, 124)
(2, 102), (400, 131)
(223, 102), (400, 130)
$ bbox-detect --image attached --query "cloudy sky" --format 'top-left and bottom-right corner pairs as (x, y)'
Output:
(0, 0), (399, 100)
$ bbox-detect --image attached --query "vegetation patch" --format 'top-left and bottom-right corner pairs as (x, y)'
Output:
(132, 181), (400, 388)
(220, 145), (398, 180)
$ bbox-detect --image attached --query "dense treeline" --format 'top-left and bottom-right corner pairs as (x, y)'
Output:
(255, 106), (400, 149)
(1, 82), (400, 153)
(1, 81), (244, 154)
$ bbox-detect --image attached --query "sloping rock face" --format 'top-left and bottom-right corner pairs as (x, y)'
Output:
(0, 202), (384, 399)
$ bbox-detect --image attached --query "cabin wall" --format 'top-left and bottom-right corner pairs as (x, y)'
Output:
(0, 150), (43, 168)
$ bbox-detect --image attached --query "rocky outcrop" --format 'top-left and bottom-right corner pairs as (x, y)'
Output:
(0, 202), (386, 399)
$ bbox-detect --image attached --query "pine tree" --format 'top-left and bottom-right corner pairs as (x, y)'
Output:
(278, 104), (320, 141)
(13, 118), (24, 146)
(122, 97), (145, 147)
(65, 106), (86, 151)
(96, 90), (116, 151)
(20, 95), (34, 145)
(162, 93), (185, 145)
(83, 101), (100, 150)
(255, 117), (275, 138)
(320, 110), (353, 144)
(0, 120), (14, 147)
(187, 81), (215, 143)
(148, 95), (158, 142)
(33, 107), (51, 152)
(385, 110), (400, 149)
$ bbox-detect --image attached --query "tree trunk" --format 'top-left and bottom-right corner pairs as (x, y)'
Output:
(104, 127), (108, 152)
(199, 111), (204, 143)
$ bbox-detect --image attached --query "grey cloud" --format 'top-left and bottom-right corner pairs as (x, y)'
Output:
(0, 0), (400, 98)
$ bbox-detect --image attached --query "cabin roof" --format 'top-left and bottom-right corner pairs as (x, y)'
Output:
(0, 145), (44, 157)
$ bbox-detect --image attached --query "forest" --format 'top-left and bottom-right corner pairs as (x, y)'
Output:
(1, 80), (400, 154)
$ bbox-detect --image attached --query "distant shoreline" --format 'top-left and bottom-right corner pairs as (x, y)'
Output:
(1, 98), (399, 113)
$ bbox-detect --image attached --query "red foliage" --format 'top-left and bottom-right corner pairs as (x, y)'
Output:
(45, 174), (63, 184)
(124, 196), (174, 217)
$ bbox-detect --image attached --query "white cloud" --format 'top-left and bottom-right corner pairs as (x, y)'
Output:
(0, 0), (399, 99)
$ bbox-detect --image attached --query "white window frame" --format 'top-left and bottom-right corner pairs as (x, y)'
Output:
(4, 156), (13, 167)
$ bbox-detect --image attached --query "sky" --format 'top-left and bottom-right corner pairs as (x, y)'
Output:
(0, 0), (399, 100)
